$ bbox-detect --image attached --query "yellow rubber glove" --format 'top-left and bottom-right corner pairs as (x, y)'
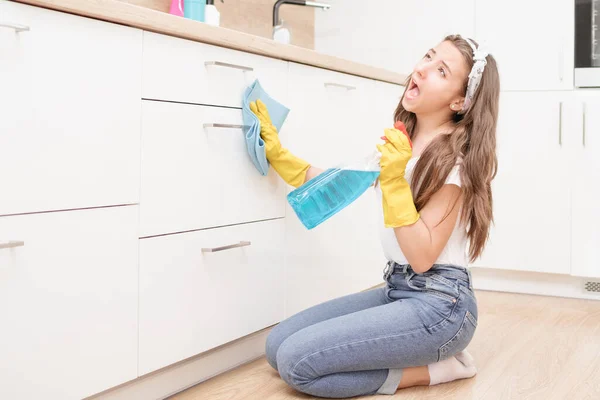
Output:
(249, 99), (310, 188)
(376, 121), (420, 228)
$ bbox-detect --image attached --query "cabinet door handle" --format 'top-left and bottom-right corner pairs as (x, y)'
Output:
(202, 241), (251, 253)
(559, 102), (563, 146)
(583, 102), (587, 147)
(0, 22), (30, 32)
(324, 82), (356, 91)
(203, 123), (248, 130)
(204, 61), (253, 72)
(0, 241), (25, 250)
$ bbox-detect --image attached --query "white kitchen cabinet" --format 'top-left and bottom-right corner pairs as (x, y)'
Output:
(0, 206), (139, 400)
(475, 0), (574, 91)
(284, 63), (382, 174)
(571, 91), (600, 278)
(283, 63), (387, 316)
(138, 219), (285, 375)
(139, 100), (285, 237)
(473, 91), (573, 274)
(142, 31), (288, 108)
(0, 1), (142, 216)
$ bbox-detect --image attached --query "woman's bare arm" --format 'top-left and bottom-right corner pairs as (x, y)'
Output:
(393, 184), (463, 274)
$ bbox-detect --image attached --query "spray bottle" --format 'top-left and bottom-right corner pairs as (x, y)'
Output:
(287, 122), (410, 230)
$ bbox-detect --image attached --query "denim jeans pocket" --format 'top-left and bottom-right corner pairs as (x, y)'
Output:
(424, 275), (460, 304)
(438, 309), (477, 361)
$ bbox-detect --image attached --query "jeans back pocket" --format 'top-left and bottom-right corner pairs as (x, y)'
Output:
(438, 310), (478, 361)
(425, 274), (460, 303)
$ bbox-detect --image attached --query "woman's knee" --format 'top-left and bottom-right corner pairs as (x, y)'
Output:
(275, 331), (323, 391)
(265, 323), (288, 371)
(275, 337), (305, 388)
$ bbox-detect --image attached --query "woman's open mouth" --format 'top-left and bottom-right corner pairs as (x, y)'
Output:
(405, 78), (420, 100)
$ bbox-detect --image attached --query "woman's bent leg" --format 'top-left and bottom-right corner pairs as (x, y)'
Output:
(275, 289), (476, 398)
(266, 286), (390, 371)
(276, 297), (442, 398)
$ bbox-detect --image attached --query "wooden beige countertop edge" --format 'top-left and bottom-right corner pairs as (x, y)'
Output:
(13, 0), (408, 85)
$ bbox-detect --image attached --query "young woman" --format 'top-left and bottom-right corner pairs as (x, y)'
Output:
(249, 34), (499, 398)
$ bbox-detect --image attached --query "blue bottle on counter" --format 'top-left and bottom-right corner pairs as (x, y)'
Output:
(184, 0), (205, 22)
(287, 150), (381, 230)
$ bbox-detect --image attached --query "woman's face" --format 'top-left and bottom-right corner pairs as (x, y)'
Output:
(402, 40), (470, 115)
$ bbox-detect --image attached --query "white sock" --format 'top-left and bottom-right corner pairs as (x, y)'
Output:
(427, 350), (477, 386)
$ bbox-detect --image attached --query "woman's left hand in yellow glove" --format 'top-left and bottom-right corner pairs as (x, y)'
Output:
(249, 99), (311, 188)
(376, 121), (420, 228)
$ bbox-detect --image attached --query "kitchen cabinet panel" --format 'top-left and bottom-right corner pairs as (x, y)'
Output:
(138, 219), (285, 375)
(0, 1), (142, 216)
(571, 91), (600, 278)
(142, 31), (289, 108)
(139, 100), (285, 237)
(473, 91), (572, 274)
(0, 207), (139, 399)
(475, 0), (574, 91)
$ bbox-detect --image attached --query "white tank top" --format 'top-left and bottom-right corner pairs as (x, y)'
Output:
(374, 156), (469, 267)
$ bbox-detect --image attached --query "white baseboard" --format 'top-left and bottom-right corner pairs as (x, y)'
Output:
(86, 269), (599, 400)
(470, 267), (600, 300)
(86, 326), (273, 400)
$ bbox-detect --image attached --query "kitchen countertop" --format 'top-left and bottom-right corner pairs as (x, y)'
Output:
(13, 0), (407, 85)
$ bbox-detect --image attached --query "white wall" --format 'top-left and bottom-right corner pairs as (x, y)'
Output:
(315, 0), (476, 77)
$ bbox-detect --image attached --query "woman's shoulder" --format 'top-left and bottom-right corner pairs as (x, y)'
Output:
(445, 157), (463, 187)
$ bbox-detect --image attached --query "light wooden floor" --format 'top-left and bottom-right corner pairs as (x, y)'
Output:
(170, 290), (600, 400)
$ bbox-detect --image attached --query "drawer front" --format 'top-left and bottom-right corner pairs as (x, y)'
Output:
(285, 62), (378, 165)
(0, 1), (142, 216)
(0, 206), (139, 399)
(142, 31), (288, 108)
(138, 218), (285, 375)
(140, 100), (285, 237)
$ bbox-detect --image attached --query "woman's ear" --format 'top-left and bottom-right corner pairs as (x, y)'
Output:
(449, 98), (465, 112)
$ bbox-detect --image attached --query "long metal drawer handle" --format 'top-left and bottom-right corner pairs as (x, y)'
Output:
(0, 241), (25, 250)
(203, 123), (248, 129)
(202, 241), (251, 253)
(0, 22), (30, 32)
(205, 61), (253, 72)
(324, 82), (356, 91)
(558, 102), (563, 146)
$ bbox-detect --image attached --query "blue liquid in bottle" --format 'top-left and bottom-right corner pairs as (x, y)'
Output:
(287, 168), (380, 230)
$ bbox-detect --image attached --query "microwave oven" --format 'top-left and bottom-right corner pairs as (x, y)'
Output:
(575, 0), (600, 86)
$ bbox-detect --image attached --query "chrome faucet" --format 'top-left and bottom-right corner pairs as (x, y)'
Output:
(272, 0), (331, 44)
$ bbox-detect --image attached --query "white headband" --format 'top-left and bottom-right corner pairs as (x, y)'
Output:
(459, 39), (489, 114)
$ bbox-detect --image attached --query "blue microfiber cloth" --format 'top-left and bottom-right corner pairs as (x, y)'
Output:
(242, 79), (290, 176)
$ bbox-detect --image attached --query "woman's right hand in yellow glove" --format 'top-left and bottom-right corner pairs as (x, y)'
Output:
(376, 121), (420, 228)
(249, 99), (311, 188)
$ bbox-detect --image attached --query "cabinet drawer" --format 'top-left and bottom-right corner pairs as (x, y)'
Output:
(138, 219), (285, 375)
(142, 31), (288, 108)
(285, 62), (378, 165)
(0, 1), (142, 216)
(0, 206), (139, 399)
(140, 100), (285, 237)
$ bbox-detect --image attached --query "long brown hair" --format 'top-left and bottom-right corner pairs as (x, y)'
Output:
(394, 34), (500, 262)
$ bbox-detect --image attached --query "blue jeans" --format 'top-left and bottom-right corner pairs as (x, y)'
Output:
(266, 262), (478, 398)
